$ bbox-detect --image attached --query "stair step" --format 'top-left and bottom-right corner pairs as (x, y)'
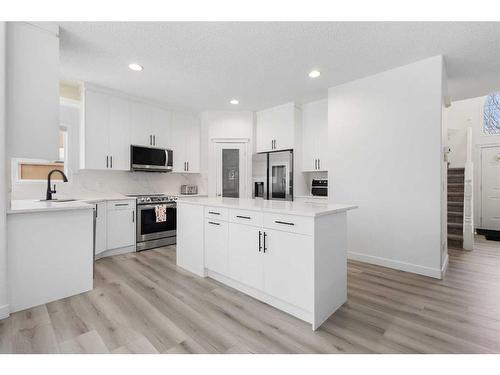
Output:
(448, 222), (463, 235)
(448, 175), (464, 183)
(448, 183), (464, 192)
(448, 238), (463, 249)
(448, 233), (463, 241)
(448, 168), (465, 175)
(448, 201), (464, 207)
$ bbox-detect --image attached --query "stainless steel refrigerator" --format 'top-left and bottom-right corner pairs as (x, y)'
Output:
(252, 150), (294, 201)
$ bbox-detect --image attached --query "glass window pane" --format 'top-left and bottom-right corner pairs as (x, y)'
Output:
(222, 149), (239, 198)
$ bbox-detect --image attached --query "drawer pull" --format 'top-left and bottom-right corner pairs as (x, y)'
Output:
(236, 215), (251, 219)
(208, 211), (220, 215)
(275, 220), (295, 226)
(208, 221), (220, 226)
(114, 203), (129, 207)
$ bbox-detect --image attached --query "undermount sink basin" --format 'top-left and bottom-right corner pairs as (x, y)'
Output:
(39, 199), (77, 202)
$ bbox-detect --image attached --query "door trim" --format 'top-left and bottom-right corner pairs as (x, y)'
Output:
(478, 143), (500, 229)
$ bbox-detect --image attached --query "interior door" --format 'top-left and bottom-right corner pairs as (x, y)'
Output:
(481, 146), (500, 230)
(215, 143), (247, 198)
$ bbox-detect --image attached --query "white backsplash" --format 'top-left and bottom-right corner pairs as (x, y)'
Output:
(10, 169), (208, 200)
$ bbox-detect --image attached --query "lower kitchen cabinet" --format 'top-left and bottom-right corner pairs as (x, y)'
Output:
(263, 229), (313, 311)
(177, 199), (354, 330)
(205, 218), (228, 275)
(228, 222), (264, 290)
(94, 199), (136, 258)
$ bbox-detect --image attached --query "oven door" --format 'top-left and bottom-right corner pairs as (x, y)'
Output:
(137, 203), (176, 242)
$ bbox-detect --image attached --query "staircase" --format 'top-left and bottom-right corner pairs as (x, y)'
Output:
(448, 168), (465, 248)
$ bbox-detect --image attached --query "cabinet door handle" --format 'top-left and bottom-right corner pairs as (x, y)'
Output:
(208, 221), (220, 226)
(318, 159), (320, 170)
(132, 211), (135, 223)
(187, 161), (189, 171)
(236, 215), (251, 219)
(275, 220), (295, 226)
(106, 156), (109, 168)
(263, 232), (267, 253)
(95, 204), (98, 218)
(258, 230), (262, 252)
(110, 156), (113, 168)
(208, 211), (220, 215)
(115, 203), (129, 207)
(153, 135), (156, 146)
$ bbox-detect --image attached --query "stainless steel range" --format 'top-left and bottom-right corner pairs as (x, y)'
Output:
(127, 194), (177, 251)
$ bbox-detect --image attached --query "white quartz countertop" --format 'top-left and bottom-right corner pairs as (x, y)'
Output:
(177, 197), (357, 217)
(8, 199), (95, 214)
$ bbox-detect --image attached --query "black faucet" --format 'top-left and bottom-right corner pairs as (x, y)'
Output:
(46, 169), (68, 200)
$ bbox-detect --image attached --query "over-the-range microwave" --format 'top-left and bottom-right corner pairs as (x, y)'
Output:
(130, 145), (173, 172)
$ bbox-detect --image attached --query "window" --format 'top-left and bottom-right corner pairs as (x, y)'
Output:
(483, 93), (500, 135)
(13, 127), (67, 183)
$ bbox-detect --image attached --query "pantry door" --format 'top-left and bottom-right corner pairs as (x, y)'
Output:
(215, 142), (247, 199)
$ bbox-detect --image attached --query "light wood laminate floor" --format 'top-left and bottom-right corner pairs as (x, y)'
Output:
(1, 236), (500, 354)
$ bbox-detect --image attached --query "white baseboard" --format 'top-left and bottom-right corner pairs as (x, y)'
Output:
(95, 245), (135, 260)
(441, 253), (449, 278)
(348, 251), (443, 279)
(0, 304), (10, 320)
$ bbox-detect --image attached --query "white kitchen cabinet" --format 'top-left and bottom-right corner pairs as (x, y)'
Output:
(263, 229), (313, 310)
(81, 89), (130, 171)
(256, 102), (297, 153)
(130, 101), (171, 148)
(108, 96), (131, 170)
(228, 222), (264, 290)
(302, 99), (328, 172)
(205, 218), (228, 274)
(171, 112), (200, 173)
(94, 201), (107, 256)
(82, 90), (109, 170)
(177, 200), (355, 330)
(106, 200), (136, 250)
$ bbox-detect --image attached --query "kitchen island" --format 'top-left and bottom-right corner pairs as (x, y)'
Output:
(176, 197), (357, 330)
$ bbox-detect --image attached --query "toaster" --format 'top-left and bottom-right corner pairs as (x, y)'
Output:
(180, 184), (198, 195)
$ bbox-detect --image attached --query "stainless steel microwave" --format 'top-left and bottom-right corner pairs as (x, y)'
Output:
(130, 145), (173, 172)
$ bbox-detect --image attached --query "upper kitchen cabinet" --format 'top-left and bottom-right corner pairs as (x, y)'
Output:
(6, 23), (60, 162)
(301, 99), (328, 172)
(171, 112), (200, 173)
(256, 102), (298, 153)
(130, 101), (171, 148)
(81, 88), (130, 170)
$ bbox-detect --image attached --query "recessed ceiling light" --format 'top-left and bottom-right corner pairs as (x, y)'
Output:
(308, 70), (321, 78)
(128, 63), (143, 72)
(230, 99), (239, 105)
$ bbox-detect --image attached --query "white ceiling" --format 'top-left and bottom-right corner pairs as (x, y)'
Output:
(58, 22), (500, 111)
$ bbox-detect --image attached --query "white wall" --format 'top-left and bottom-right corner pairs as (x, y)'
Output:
(6, 23), (60, 163)
(328, 56), (446, 278)
(200, 111), (254, 198)
(0, 21), (9, 319)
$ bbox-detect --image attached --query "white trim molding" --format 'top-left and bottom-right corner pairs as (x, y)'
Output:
(348, 251), (443, 279)
(441, 253), (449, 278)
(0, 304), (9, 320)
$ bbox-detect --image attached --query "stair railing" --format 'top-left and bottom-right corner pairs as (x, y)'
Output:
(463, 125), (474, 250)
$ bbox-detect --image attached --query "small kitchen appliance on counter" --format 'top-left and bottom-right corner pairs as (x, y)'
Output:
(180, 184), (198, 195)
(311, 179), (328, 197)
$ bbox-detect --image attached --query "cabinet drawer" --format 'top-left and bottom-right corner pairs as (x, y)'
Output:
(263, 213), (313, 236)
(229, 209), (263, 227)
(204, 206), (228, 221)
(107, 200), (135, 210)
